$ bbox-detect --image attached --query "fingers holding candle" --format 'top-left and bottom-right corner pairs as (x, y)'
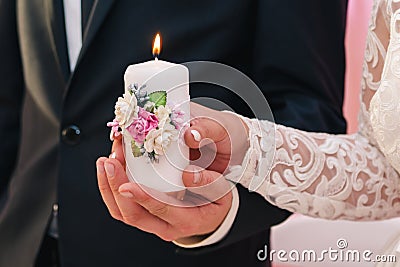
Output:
(182, 165), (233, 204)
(186, 102), (251, 168)
(96, 157), (123, 221)
(96, 160), (233, 242)
(185, 103), (233, 173)
(185, 118), (228, 150)
(110, 134), (126, 168)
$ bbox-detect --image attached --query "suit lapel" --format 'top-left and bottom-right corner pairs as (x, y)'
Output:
(17, 0), (66, 124)
(45, 0), (116, 89)
(75, 0), (116, 70)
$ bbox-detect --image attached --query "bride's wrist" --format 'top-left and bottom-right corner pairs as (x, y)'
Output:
(221, 111), (250, 165)
(236, 116), (250, 160)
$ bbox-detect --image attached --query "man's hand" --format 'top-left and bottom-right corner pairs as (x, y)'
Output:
(96, 135), (233, 241)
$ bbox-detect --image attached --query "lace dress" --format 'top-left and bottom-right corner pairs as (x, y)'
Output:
(227, 0), (400, 264)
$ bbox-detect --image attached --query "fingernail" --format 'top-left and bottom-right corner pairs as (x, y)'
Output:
(96, 162), (105, 173)
(176, 190), (186, 201)
(193, 171), (201, 184)
(190, 130), (201, 142)
(188, 165), (202, 184)
(119, 191), (134, 198)
(109, 152), (116, 159)
(104, 162), (115, 178)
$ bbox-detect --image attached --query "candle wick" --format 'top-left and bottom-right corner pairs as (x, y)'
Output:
(153, 52), (159, 61)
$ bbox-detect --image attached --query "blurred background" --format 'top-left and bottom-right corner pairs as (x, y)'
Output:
(271, 0), (400, 266)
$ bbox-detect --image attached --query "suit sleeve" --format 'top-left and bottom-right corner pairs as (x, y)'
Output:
(177, 0), (348, 252)
(0, 0), (24, 208)
(251, 0), (348, 133)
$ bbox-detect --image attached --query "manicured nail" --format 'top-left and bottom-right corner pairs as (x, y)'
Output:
(176, 190), (186, 201)
(188, 165), (202, 184)
(109, 152), (116, 159)
(190, 130), (201, 142)
(119, 191), (134, 198)
(96, 162), (105, 173)
(193, 170), (201, 184)
(104, 162), (115, 178)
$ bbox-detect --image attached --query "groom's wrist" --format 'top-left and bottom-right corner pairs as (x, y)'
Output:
(172, 186), (239, 248)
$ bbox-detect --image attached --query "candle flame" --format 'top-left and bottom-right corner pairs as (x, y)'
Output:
(152, 33), (161, 59)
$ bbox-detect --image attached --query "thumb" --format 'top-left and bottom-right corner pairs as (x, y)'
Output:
(184, 117), (227, 149)
(182, 165), (233, 204)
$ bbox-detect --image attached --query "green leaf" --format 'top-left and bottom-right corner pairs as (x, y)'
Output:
(131, 141), (143, 157)
(148, 91), (167, 108)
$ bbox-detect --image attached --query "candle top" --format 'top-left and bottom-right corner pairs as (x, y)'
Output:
(125, 59), (179, 72)
(124, 33), (188, 83)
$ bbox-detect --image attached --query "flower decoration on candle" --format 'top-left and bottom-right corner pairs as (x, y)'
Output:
(107, 83), (185, 162)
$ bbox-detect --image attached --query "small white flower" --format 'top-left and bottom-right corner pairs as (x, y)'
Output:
(143, 101), (155, 111)
(114, 92), (138, 126)
(144, 123), (178, 155)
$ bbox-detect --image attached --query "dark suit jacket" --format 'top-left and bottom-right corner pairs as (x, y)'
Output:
(0, 0), (347, 266)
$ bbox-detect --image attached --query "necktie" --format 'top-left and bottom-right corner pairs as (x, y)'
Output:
(50, 0), (71, 79)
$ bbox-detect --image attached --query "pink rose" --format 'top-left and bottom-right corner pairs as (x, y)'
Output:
(127, 108), (158, 143)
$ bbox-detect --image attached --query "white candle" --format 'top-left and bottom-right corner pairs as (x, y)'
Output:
(123, 59), (190, 192)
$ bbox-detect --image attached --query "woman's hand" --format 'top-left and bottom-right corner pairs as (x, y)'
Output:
(184, 102), (249, 173)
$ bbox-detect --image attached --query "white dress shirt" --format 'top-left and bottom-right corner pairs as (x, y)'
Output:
(62, 0), (239, 248)
(63, 0), (82, 72)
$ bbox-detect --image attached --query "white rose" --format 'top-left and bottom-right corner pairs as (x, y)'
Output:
(115, 92), (138, 126)
(144, 123), (178, 155)
(155, 105), (172, 128)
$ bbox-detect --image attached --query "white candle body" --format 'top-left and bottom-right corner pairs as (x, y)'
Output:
(123, 60), (190, 192)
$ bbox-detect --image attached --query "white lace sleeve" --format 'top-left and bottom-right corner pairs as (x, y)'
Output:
(227, 118), (400, 220)
(226, 0), (400, 221)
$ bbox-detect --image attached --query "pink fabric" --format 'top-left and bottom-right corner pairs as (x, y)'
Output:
(343, 0), (374, 133)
